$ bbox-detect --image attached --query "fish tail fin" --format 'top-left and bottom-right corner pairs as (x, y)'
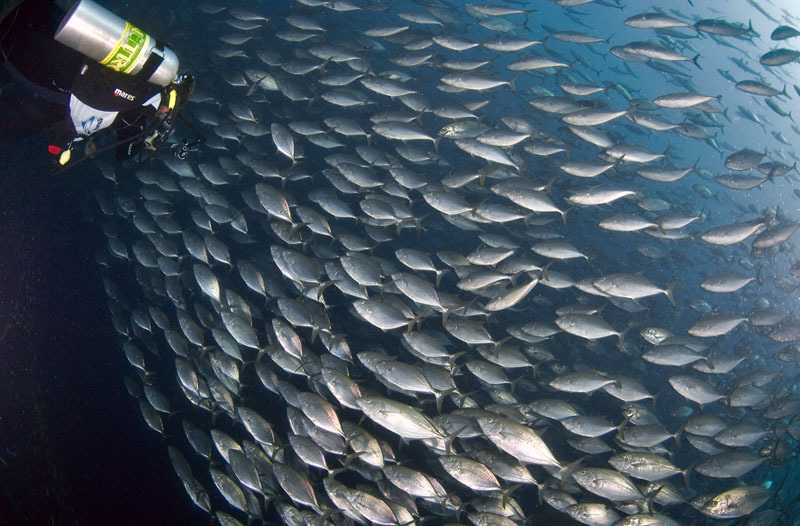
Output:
(443, 424), (470, 455)
(702, 355), (716, 371)
(616, 417), (629, 442)
(682, 460), (699, 491)
(441, 307), (449, 328)
(332, 453), (357, 476)
(417, 215), (429, 234)
(320, 58), (332, 74)
(499, 484), (521, 508)
(665, 281), (677, 307)
(494, 335), (514, 350)
(449, 358), (467, 378)
(246, 79), (260, 97)
(416, 313), (426, 332)
(557, 456), (587, 491)
(648, 391), (659, 412)
(618, 321), (639, 352)
(672, 427), (683, 448)
(559, 207), (571, 225)
(316, 280), (336, 303)
(543, 175), (558, 194)
(692, 54), (702, 70)
(541, 262), (554, 282)
(531, 474), (545, 505)
(523, 13), (534, 32)
(616, 414), (631, 433)
(680, 467), (693, 494)
(434, 389), (458, 414)
(431, 392), (445, 415)
(641, 484), (663, 514)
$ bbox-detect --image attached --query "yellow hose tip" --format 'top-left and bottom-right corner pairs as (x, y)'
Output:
(168, 89), (177, 110)
(58, 149), (72, 166)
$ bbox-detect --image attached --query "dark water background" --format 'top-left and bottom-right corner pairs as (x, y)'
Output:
(0, 91), (195, 526)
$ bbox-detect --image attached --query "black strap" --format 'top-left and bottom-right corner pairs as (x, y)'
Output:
(3, 58), (69, 105)
(52, 114), (162, 174)
(137, 41), (165, 83)
(71, 61), (160, 112)
(0, 0), (24, 26)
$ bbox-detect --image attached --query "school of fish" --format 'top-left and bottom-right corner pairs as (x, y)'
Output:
(90, 0), (800, 525)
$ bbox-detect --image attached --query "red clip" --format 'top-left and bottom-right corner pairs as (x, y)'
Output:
(48, 144), (63, 155)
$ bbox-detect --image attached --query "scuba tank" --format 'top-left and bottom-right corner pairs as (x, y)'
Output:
(54, 0), (178, 87)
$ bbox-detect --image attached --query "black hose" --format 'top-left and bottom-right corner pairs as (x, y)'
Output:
(51, 121), (160, 175)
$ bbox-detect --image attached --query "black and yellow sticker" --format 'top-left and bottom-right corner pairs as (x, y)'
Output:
(100, 22), (150, 75)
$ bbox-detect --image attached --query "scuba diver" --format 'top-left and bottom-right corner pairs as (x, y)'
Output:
(0, 0), (195, 169)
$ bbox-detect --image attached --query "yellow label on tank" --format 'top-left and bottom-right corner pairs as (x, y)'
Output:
(100, 22), (150, 75)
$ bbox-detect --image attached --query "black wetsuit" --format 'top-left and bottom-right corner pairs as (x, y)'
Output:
(0, 0), (164, 156)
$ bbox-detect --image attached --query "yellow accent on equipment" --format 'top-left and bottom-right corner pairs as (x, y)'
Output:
(98, 22), (150, 75)
(168, 88), (178, 111)
(98, 21), (130, 67)
(58, 149), (72, 166)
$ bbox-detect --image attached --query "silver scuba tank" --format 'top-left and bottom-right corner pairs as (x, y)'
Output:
(54, 0), (179, 87)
